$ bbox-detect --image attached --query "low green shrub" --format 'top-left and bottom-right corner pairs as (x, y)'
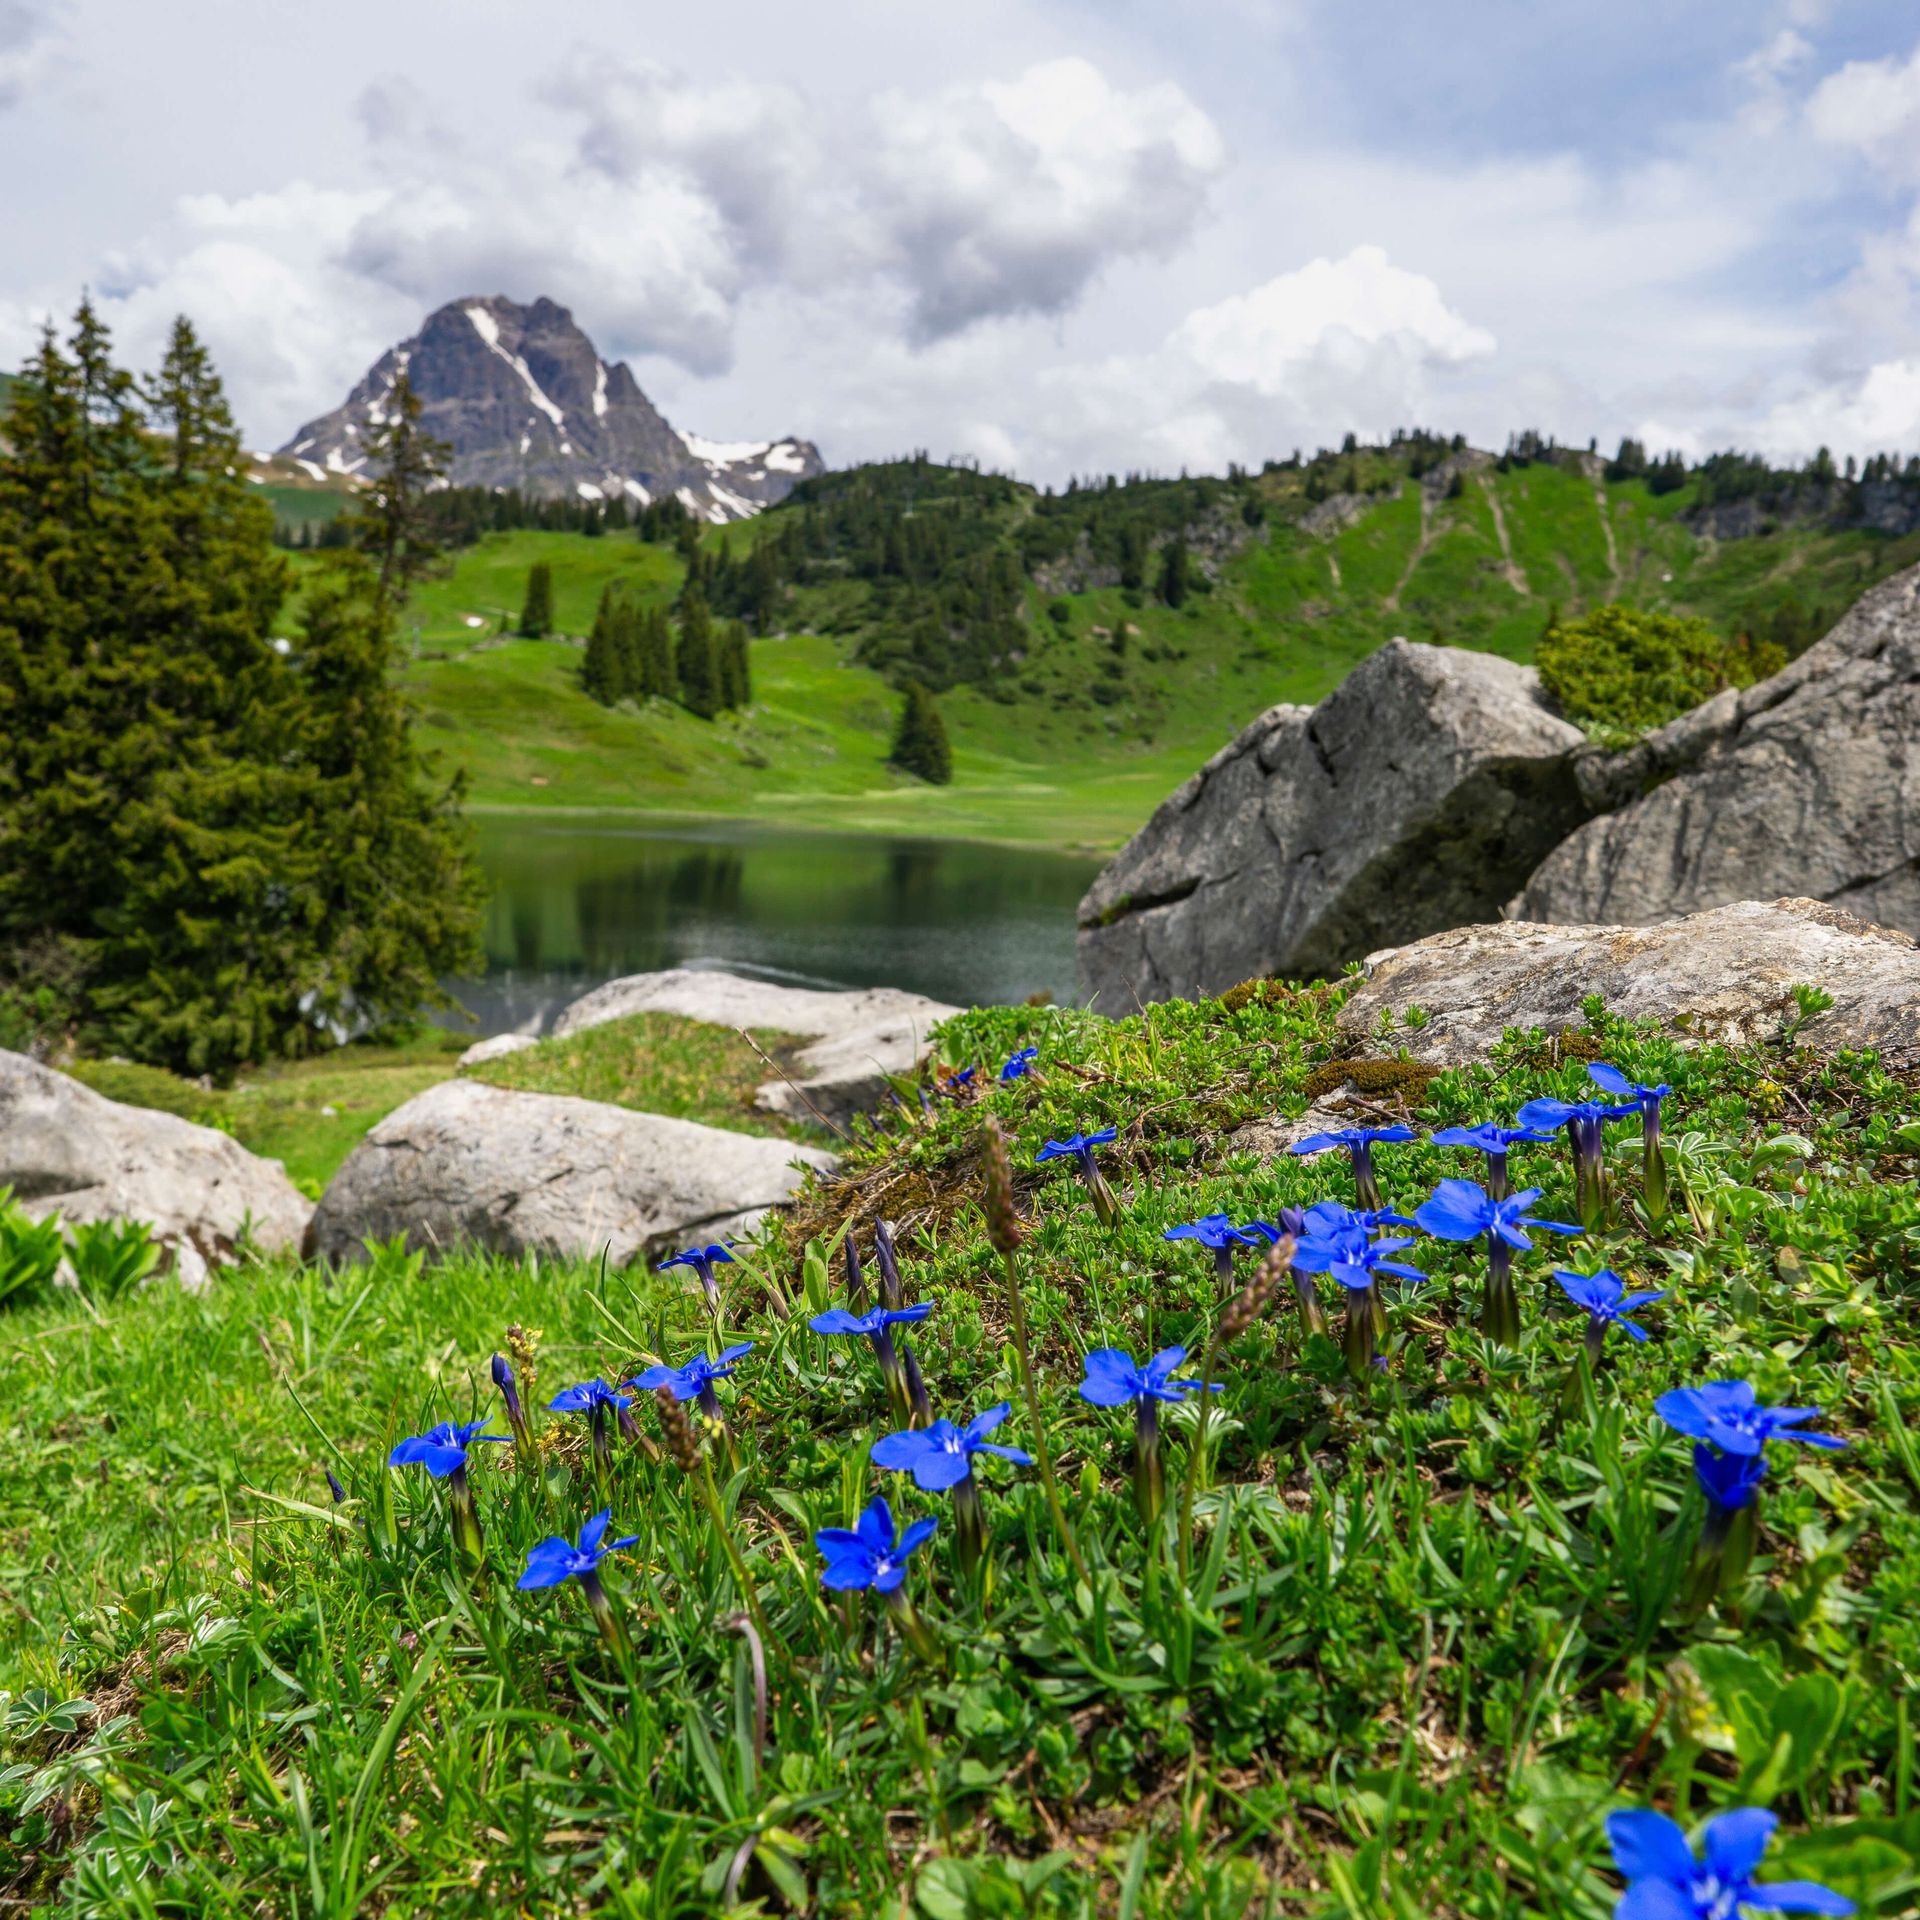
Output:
(1537, 602), (1786, 733)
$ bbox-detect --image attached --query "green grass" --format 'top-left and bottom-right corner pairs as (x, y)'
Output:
(471, 1012), (831, 1145)
(316, 464), (1920, 854)
(61, 1012), (837, 1194)
(5, 986), (1917, 1913)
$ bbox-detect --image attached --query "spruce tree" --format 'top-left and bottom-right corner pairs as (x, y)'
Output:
(636, 605), (675, 699)
(582, 584), (628, 703)
(519, 561), (554, 637)
(1158, 536), (1190, 608)
(717, 619), (751, 710)
(888, 683), (953, 784)
(674, 585), (720, 718)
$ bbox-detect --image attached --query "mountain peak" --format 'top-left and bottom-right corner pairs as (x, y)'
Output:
(278, 294), (823, 521)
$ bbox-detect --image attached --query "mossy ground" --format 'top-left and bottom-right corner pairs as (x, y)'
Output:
(4, 982), (1917, 1915)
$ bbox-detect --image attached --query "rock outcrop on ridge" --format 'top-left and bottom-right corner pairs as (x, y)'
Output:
(1075, 640), (1590, 1006)
(1516, 565), (1920, 931)
(0, 1050), (312, 1276)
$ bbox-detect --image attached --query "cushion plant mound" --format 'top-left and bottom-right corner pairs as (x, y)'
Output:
(306, 1077), (838, 1264)
(1339, 896), (1920, 1069)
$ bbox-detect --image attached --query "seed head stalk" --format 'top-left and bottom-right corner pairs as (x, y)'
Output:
(983, 1120), (1089, 1586)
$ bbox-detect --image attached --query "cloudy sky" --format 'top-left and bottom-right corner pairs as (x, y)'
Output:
(6, 0), (1920, 481)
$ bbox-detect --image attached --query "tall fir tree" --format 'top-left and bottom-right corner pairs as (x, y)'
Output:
(581, 583), (629, 703)
(717, 619), (751, 710)
(674, 585), (720, 718)
(0, 304), (481, 1074)
(1158, 535), (1190, 608)
(519, 561), (554, 637)
(635, 605), (675, 699)
(888, 682), (953, 784)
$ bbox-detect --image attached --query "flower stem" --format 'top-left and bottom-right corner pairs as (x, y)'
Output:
(1482, 1239), (1520, 1347)
(998, 1247), (1090, 1585)
(698, 1454), (774, 1647)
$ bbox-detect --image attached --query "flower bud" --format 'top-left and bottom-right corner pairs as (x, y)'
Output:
(982, 1119), (1025, 1256)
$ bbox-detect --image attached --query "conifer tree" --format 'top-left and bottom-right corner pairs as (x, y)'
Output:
(674, 585), (720, 718)
(888, 683), (953, 784)
(339, 372), (450, 613)
(636, 605), (675, 699)
(582, 584), (628, 703)
(717, 619), (751, 710)
(519, 561), (554, 637)
(1158, 535), (1190, 608)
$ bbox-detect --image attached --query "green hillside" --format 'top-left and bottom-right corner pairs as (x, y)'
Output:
(274, 443), (1919, 852)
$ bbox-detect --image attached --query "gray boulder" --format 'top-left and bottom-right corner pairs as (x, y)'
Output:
(0, 1050), (312, 1268)
(554, 967), (962, 1127)
(1336, 898), (1920, 1069)
(1076, 639), (1589, 1005)
(456, 1032), (539, 1069)
(1518, 564), (1920, 932)
(306, 1078), (838, 1265)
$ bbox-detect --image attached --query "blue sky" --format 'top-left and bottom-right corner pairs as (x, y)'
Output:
(5, 0), (1920, 481)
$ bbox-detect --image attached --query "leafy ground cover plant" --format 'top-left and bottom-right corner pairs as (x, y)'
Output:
(1, 981), (1916, 1916)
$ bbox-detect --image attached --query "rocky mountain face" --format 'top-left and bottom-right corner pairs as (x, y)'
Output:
(278, 296), (823, 522)
(1078, 563), (1920, 1005)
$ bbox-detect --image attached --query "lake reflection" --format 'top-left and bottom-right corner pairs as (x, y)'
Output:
(445, 815), (1101, 1033)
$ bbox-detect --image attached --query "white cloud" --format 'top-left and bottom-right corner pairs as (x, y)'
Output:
(0, 0), (63, 107)
(1806, 42), (1920, 175)
(864, 57), (1227, 339)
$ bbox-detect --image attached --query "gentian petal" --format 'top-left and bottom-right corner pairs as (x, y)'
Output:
(1616, 1883), (1698, 1920)
(976, 1444), (1034, 1466)
(855, 1496), (896, 1555)
(626, 1364), (677, 1392)
(964, 1403), (1012, 1441)
(1587, 1062), (1634, 1095)
(1746, 1881), (1856, 1914)
(871, 1430), (933, 1473)
(913, 1451), (974, 1492)
(809, 1308), (872, 1336)
(897, 1516), (939, 1557)
(579, 1509), (612, 1556)
(1606, 1809), (1697, 1883)
(1702, 1809), (1779, 1882)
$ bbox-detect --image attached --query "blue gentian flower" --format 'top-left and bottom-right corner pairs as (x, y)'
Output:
(1165, 1212), (1263, 1286)
(1432, 1121), (1557, 1200)
(1413, 1178), (1579, 1348)
(1655, 1380), (1846, 1457)
(871, 1403), (1034, 1491)
(814, 1493), (937, 1593)
(388, 1418), (505, 1563)
(1288, 1123), (1416, 1212)
(388, 1418), (509, 1479)
(548, 1379), (636, 1479)
(517, 1508), (641, 1652)
(1080, 1346), (1216, 1526)
(1037, 1125), (1122, 1227)
(1515, 1093), (1637, 1230)
(811, 1300), (933, 1423)
(868, 1220), (934, 1426)
(999, 1047), (1039, 1082)
(1589, 1062), (1676, 1224)
(1606, 1806), (1853, 1918)
(1554, 1268), (1666, 1362)
(658, 1242), (736, 1310)
(627, 1343), (753, 1422)
(1245, 1210), (1328, 1335)
(491, 1351), (537, 1465)
(809, 1303), (933, 1338)
(325, 1467), (347, 1503)
(517, 1508), (641, 1590)
(1679, 1439), (1771, 1619)
(871, 1403), (1031, 1571)
(1292, 1215), (1426, 1380)
(940, 1066), (979, 1096)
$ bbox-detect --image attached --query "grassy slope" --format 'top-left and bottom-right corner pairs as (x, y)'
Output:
(304, 461), (1920, 853)
(3, 993), (1917, 1914)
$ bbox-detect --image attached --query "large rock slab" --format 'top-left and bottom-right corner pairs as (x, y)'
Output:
(1518, 564), (1920, 932)
(0, 1050), (311, 1267)
(1076, 639), (1589, 1005)
(306, 1078), (838, 1265)
(552, 967), (962, 1128)
(1336, 898), (1920, 1069)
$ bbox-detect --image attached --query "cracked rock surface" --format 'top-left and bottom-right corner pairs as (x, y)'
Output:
(1336, 898), (1920, 1069)
(306, 1078), (838, 1266)
(1075, 639), (1589, 1006)
(0, 1049), (311, 1272)
(1517, 565), (1920, 930)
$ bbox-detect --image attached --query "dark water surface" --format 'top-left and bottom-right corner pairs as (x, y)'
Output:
(442, 814), (1102, 1034)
